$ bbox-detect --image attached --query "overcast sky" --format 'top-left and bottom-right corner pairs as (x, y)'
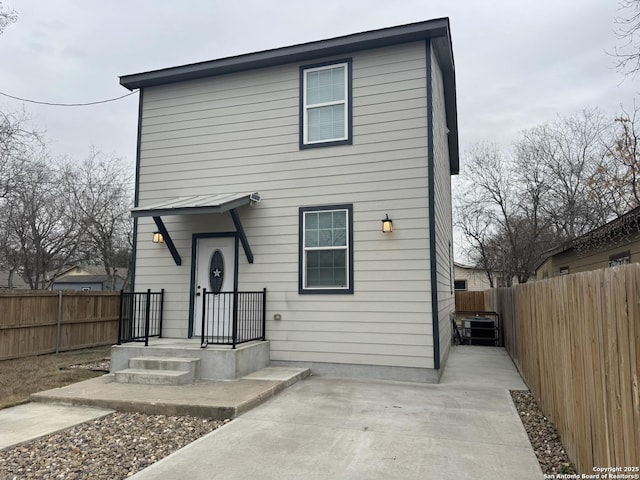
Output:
(0, 0), (636, 174)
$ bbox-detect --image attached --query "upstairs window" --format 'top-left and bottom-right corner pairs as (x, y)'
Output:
(300, 59), (352, 148)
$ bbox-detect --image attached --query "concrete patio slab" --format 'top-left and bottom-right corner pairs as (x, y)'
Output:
(30, 367), (310, 420)
(129, 346), (543, 480)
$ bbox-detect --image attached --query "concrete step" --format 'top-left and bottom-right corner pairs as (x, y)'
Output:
(113, 356), (200, 385)
(242, 367), (311, 386)
(128, 356), (200, 372)
(114, 368), (195, 386)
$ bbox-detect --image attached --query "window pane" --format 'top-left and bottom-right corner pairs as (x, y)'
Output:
(318, 250), (333, 265)
(306, 66), (344, 105)
(318, 212), (333, 228)
(333, 228), (346, 247)
(305, 212), (318, 229)
(333, 211), (346, 228)
(306, 211), (347, 247)
(306, 266), (320, 286)
(319, 229), (333, 247)
(333, 211), (346, 246)
(305, 230), (318, 248)
(308, 105), (345, 142)
(307, 251), (319, 267)
(306, 250), (347, 288)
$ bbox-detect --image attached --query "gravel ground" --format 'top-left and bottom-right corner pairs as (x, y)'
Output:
(0, 413), (227, 480)
(511, 390), (577, 475)
(64, 359), (110, 373)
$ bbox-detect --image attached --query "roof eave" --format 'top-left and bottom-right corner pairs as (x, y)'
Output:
(119, 18), (451, 90)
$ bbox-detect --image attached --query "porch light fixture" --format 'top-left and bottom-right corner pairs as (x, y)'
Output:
(152, 232), (164, 243)
(381, 214), (393, 233)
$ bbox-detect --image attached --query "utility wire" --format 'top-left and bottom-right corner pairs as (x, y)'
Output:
(0, 90), (137, 107)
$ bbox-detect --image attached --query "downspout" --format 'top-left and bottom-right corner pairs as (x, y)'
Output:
(426, 39), (441, 370)
(130, 88), (144, 293)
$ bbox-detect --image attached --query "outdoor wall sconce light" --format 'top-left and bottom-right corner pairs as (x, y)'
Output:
(381, 214), (393, 233)
(152, 232), (164, 243)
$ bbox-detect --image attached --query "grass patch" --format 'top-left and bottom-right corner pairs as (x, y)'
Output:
(0, 346), (111, 409)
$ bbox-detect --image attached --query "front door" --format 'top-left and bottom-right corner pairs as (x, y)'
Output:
(193, 236), (236, 337)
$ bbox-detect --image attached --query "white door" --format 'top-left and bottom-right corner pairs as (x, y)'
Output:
(193, 237), (236, 337)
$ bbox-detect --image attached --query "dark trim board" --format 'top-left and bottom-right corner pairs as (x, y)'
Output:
(152, 216), (182, 266)
(229, 209), (254, 263)
(187, 232), (239, 337)
(130, 88), (144, 292)
(426, 39), (441, 371)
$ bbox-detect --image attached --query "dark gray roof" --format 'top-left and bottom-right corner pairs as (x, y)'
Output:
(120, 18), (459, 174)
(51, 275), (110, 284)
(536, 206), (640, 271)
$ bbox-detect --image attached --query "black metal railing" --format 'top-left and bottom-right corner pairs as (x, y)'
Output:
(200, 288), (266, 348)
(118, 289), (164, 346)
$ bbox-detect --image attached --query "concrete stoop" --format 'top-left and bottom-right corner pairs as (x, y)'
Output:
(110, 340), (270, 380)
(115, 357), (200, 385)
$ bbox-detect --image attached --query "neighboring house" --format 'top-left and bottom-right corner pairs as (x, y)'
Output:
(50, 265), (129, 291)
(536, 206), (640, 280)
(0, 271), (28, 290)
(453, 262), (494, 291)
(120, 18), (459, 382)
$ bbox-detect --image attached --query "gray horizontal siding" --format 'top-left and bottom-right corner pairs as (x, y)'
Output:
(134, 41), (436, 369)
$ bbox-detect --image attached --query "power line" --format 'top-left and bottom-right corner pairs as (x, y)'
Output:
(0, 90), (137, 107)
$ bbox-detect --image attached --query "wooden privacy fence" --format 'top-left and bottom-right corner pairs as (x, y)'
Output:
(0, 291), (120, 361)
(454, 291), (488, 312)
(495, 264), (639, 473)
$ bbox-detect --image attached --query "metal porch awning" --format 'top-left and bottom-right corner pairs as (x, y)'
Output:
(131, 192), (260, 266)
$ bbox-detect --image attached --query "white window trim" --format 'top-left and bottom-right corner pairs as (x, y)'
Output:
(302, 208), (350, 291)
(302, 62), (349, 145)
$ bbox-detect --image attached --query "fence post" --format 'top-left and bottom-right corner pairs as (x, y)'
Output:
(262, 288), (267, 341)
(56, 291), (63, 354)
(158, 289), (165, 339)
(200, 288), (207, 348)
(144, 289), (151, 347)
(117, 290), (124, 345)
(232, 291), (239, 349)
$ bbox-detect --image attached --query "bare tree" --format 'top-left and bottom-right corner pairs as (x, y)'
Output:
(0, 109), (43, 198)
(455, 142), (555, 285)
(62, 149), (133, 290)
(0, 2), (17, 35)
(613, 0), (640, 76)
(0, 204), (20, 288)
(596, 102), (640, 215)
(516, 108), (610, 240)
(4, 152), (85, 289)
(456, 108), (640, 284)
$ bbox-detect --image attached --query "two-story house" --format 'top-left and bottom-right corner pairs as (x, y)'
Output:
(118, 18), (459, 383)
